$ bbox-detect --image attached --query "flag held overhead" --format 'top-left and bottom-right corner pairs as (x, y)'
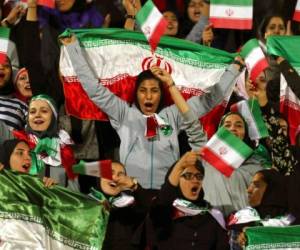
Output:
(136, 0), (167, 52)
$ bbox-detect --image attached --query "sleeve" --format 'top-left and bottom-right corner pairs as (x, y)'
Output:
(187, 64), (239, 118)
(0, 121), (14, 144)
(185, 16), (209, 43)
(65, 41), (130, 129)
(279, 60), (300, 99)
(181, 109), (207, 151)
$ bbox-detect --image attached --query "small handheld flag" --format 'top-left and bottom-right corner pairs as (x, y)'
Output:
(202, 127), (253, 177)
(136, 0), (167, 52)
(293, 0), (300, 22)
(240, 39), (269, 82)
(73, 160), (113, 180)
(210, 0), (253, 30)
(0, 27), (10, 64)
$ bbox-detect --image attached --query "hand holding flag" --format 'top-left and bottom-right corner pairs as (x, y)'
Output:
(136, 0), (167, 52)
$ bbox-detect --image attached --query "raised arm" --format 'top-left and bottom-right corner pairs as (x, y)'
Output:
(61, 36), (129, 127)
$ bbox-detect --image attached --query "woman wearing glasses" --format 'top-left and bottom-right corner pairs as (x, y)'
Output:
(143, 151), (229, 250)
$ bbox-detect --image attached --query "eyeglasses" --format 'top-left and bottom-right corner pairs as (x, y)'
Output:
(180, 172), (203, 181)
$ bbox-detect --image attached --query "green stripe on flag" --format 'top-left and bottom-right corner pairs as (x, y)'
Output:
(217, 127), (253, 158)
(72, 160), (86, 175)
(0, 27), (10, 39)
(240, 38), (260, 59)
(266, 36), (300, 68)
(211, 0), (252, 6)
(248, 99), (269, 138)
(136, 0), (155, 25)
(246, 226), (300, 250)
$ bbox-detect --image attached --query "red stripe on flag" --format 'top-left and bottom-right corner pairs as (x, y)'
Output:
(149, 18), (168, 52)
(230, 103), (239, 113)
(202, 147), (235, 177)
(0, 52), (7, 64)
(209, 18), (252, 30)
(38, 0), (55, 8)
(293, 11), (300, 22)
(250, 58), (269, 82)
(99, 160), (112, 180)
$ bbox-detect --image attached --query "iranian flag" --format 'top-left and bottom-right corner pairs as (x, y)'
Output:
(230, 98), (269, 140)
(210, 0), (253, 30)
(136, 0), (167, 52)
(201, 127), (253, 177)
(241, 38), (269, 82)
(0, 27), (10, 64)
(293, 0), (300, 22)
(73, 160), (113, 179)
(245, 226), (300, 250)
(0, 170), (108, 249)
(59, 28), (236, 138)
(267, 36), (300, 145)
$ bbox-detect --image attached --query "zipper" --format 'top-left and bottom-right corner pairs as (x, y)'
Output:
(150, 141), (154, 189)
(124, 137), (138, 166)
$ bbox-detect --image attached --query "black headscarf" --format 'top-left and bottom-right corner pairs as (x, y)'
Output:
(255, 169), (287, 219)
(0, 59), (14, 95)
(0, 139), (26, 169)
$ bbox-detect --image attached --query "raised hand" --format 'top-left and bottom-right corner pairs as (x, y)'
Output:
(202, 24), (214, 46)
(43, 177), (57, 187)
(150, 66), (174, 87)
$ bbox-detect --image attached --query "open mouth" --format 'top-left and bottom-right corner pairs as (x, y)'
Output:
(193, 12), (201, 18)
(22, 163), (30, 172)
(191, 186), (199, 195)
(109, 181), (117, 188)
(34, 120), (44, 125)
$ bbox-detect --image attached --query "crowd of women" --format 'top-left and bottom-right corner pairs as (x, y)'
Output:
(1, 0), (300, 249)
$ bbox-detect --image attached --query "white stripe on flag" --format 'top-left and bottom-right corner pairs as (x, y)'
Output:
(84, 162), (100, 176)
(244, 47), (265, 70)
(0, 39), (9, 53)
(205, 134), (246, 170)
(210, 5), (252, 19)
(141, 7), (164, 40)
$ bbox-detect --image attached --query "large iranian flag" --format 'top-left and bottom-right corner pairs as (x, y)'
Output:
(267, 36), (300, 145)
(0, 170), (108, 249)
(210, 0), (253, 30)
(201, 127), (253, 177)
(59, 28), (236, 138)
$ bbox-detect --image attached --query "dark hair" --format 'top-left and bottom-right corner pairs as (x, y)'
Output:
(134, 70), (165, 113)
(257, 14), (287, 42)
(0, 57), (14, 95)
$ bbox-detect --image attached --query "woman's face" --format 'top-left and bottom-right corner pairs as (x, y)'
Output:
(101, 162), (126, 196)
(187, 0), (204, 23)
(223, 114), (246, 140)
(55, 0), (75, 12)
(163, 11), (179, 36)
(264, 17), (286, 39)
(0, 59), (12, 89)
(28, 100), (53, 132)
(179, 165), (203, 201)
(247, 172), (267, 207)
(136, 79), (162, 115)
(16, 71), (32, 98)
(9, 141), (31, 173)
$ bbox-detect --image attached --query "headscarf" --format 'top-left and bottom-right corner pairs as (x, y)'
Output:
(254, 169), (287, 219)
(0, 57), (14, 95)
(12, 67), (30, 103)
(0, 139), (27, 169)
(219, 111), (255, 149)
(25, 94), (58, 138)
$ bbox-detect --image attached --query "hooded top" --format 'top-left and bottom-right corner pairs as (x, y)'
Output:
(254, 169), (288, 219)
(0, 139), (26, 169)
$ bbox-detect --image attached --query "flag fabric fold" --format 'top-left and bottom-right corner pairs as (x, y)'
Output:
(0, 27), (10, 64)
(230, 98), (269, 140)
(201, 127), (253, 177)
(293, 0), (300, 22)
(136, 0), (167, 52)
(0, 170), (109, 249)
(210, 0), (253, 30)
(72, 160), (112, 179)
(240, 38), (269, 82)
